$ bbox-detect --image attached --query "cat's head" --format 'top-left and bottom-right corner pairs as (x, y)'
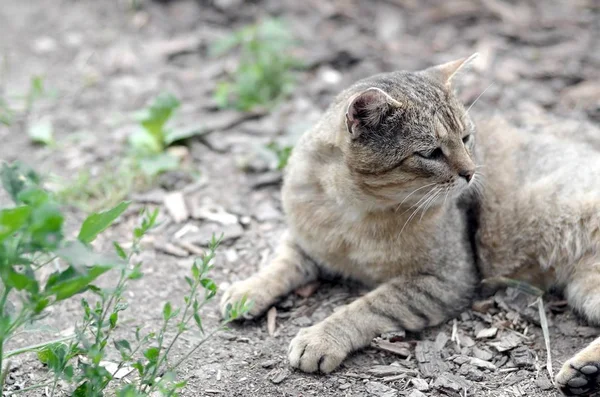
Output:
(342, 55), (479, 209)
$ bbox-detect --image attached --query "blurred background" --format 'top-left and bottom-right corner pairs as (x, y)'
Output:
(0, 1), (598, 396)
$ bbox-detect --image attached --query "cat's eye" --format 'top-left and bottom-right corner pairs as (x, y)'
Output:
(417, 147), (444, 160)
(462, 134), (472, 144)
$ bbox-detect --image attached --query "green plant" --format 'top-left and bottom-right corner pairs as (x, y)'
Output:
(0, 97), (12, 126)
(265, 142), (293, 170)
(0, 75), (55, 145)
(128, 93), (205, 176)
(211, 18), (300, 112)
(0, 161), (250, 396)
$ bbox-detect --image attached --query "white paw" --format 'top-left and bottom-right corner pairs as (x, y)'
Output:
(288, 324), (349, 373)
(219, 278), (276, 320)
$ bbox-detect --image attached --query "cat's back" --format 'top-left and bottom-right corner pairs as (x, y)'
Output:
(475, 113), (600, 284)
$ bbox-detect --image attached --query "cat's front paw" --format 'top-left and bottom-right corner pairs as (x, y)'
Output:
(556, 353), (600, 396)
(288, 324), (349, 373)
(220, 277), (277, 320)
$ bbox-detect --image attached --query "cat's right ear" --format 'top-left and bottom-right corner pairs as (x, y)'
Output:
(345, 87), (401, 140)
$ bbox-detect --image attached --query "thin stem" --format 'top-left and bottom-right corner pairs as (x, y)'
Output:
(141, 316), (170, 393)
(3, 335), (76, 359)
(0, 286), (11, 393)
(49, 375), (58, 397)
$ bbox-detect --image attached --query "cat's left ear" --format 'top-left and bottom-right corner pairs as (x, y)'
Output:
(424, 53), (478, 88)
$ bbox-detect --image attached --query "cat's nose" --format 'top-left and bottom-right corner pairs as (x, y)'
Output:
(459, 169), (474, 182)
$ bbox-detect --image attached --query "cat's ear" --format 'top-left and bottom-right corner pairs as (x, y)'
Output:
(425, 53), (478, 88)
(345, 87), (402, 139)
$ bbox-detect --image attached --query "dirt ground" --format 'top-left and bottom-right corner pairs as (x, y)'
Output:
(1, 0), (600, 396)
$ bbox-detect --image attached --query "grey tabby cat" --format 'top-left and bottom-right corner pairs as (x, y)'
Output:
(221, 55), (600, 396)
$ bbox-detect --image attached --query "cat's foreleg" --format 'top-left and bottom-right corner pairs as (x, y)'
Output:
(220, 231), (319, 319)
(288, 269), (476, 373)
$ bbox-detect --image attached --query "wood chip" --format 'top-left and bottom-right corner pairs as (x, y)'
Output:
(434, 332), (449, 350)
(476, 327), (498, 339)
(371, 340), (411, 357)
(368, 365), (415, 377)
(174, 240), (205, 256)
(433, 372), (472, 394)
(163, 191), (189, 223)
(365, 381), (397, 397)
(458, 334), (475, 347)
(267, 307), (277, 336)
(415, 341), (450, 378)
(489, 332), (522, 352)
(510, 346), (536, 368)
(469, 357), (497, 371)
(153, 241), (189, 257)
(269, 368), (289, 384)
(411, 378), (429, 391)
(472, 347), (494, 361)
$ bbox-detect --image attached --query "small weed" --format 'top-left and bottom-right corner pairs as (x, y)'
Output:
(211, 18), (300, 112)
(0, 161), (250, 395)
(0, 75), (55, 145)
(266, 142), (293, 170)
(0, 97), (13, 126)
(129, 93), (204, 176)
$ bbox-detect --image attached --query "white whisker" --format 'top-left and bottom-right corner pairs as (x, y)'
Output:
(399, 187), (440, 235)
(399, 182), (438, 207)
(399, 186), (438, 216)
(419, 188), (442, 221)
(466, 82), (495, 114)
(443, 185), (451, 208)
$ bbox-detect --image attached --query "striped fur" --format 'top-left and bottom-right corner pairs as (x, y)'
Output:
(222, 57), (481, 373)
(221, 57), (600, 396)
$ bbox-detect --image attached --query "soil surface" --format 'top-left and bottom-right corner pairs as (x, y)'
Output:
(1, 0), (600, 396)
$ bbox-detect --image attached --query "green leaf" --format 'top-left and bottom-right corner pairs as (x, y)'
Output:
(127, 263), (143, 280)
(135, 92), (180, 146)
(77, 201), (130, 243)
(28, 76), (45, 101)
(117, 384), (146, 397)
(29, 201), (64, 249)
(129, 128), (163, 155)
(28, 119), (54, 146)
(201, 278), (218, 299)
(63, 365), (74, 380)
(163, 302), (172, 321)
(114, 339), (132, 352)
(45, 265), (113, 301)
(0, 162), (41, 204)
(113, 242), (127, 260)
(138, 153), (179, 177)
(143, 347), (159, 363)
(109, 312), (118, 329)
(0, 206), (31, 242)
(193, 312), (203, 333)
(2, 268), (38, 293)
(33, 298), (49, 314)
